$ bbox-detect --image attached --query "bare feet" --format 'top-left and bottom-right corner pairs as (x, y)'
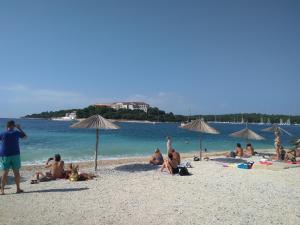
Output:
(0, 190), (4, 195)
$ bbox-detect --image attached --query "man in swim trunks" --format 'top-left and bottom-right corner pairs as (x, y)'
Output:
(0, 120), (27, 195)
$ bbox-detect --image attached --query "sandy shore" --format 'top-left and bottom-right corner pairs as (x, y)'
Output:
(1, 150), (300, 225)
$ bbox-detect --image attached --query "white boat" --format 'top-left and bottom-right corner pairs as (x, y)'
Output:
(259, 117), (264, 125)
(51, 112), (77, 121)
(180, 122), (187, 127)
(279, 118), (284, 125)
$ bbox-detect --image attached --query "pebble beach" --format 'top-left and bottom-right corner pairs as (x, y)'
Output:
(1, 151), (300, 225)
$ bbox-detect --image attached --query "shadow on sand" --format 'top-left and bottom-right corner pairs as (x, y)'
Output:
(211, 158), (248, 164)
(115, 163), (160, 173)
(24, 187), (89, 194)
(0, 176), (27, 185)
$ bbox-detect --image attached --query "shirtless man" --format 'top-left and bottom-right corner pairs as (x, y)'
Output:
(33, 154), (65, 182)
(235, 143), (244, 157)
(171, 149), (181, 165)
(226, 143), (243, 158)
(160, 153), (179, 175)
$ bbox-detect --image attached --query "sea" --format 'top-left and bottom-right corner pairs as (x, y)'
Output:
(0, 118), (299, 165)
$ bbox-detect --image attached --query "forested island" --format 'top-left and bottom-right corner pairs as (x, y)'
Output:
(23, 105), (300, 124)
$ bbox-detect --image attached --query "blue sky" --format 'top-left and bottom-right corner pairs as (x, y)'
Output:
(0, 0), (299, 118)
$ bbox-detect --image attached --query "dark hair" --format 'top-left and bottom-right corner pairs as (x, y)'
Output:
(168, 153), (173, 159)
(246, 143), (252, 147)
(54, 154), (61, 162)
(236, 143), (241, 148)
(7, 120), (15, 128)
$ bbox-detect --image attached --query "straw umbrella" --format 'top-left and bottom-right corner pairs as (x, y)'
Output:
(181, 118), (219, 160)
(291, 138), (300, 151)
(262, 124), (292, 137)
(230, 124), (265, 142)
(262, 124), (292, 157)
(71, 115), (120, 171)
(291, 138), (300, 146)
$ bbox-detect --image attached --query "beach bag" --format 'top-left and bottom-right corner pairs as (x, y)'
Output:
(229, 151), (236, 158)
(193, 156), (200, 161)
(179, 167), (190, 176)
(280, 149), (286, 160)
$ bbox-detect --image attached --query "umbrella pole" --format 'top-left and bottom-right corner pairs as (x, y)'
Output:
(199, 134), (202, 161)
(95, 128), (99, 171)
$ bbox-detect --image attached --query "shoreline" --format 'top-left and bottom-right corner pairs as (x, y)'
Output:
(21, 149), (274, 171)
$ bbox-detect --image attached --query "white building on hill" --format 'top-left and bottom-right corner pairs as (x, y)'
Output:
(95, 102), (150, 113)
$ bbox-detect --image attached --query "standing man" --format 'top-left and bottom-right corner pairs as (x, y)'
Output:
(0, 120), (27, 195)
(166, 136), (173, 155)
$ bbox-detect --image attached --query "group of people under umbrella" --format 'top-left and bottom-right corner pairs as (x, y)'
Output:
(71, 114), (298, 171)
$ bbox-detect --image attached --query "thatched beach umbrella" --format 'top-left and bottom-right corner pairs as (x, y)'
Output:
(288, 138), (300, 151)
(291, 138), (300, 146)
(181, 118), (220, 160)
(262, 124), (292, 137)
(71, 115), (120, 171)
(230, 125), (265, 142)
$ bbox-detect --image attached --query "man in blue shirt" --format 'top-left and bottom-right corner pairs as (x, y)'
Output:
(0, 120), (27, 195)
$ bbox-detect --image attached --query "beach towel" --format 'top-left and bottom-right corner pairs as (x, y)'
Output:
(237, 162), (254, 169)
(259, 161), (273, 166)
(286, 161), (300, 164)
(178, 161), (192, 168)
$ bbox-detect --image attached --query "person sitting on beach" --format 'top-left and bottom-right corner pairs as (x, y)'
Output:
(171, 149), (181, 165)
(160, 153), (179, 175)
(32, 154), (65, 182)
(149, 148), (164, 165)
(244, 143), (255, 157)
(285, 147), (300, 162)
(227, 143), (243, 158)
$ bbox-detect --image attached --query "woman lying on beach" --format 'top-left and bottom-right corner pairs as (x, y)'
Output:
(160, 153), (179, 175)
(149, 148), (164, 165)
(31, 154), (65, 183)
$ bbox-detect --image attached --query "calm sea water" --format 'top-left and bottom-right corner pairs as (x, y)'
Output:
(0, 118), (299, 165)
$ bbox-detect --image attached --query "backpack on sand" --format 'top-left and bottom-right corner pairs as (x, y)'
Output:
(179, 167), (190, 176)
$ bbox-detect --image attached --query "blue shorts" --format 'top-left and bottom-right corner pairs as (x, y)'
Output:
(0, 155), (21, 171)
